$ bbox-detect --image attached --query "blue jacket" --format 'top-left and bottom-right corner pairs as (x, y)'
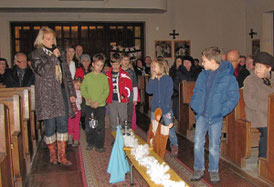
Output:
(190, 61), (239, 124)
(146, 75), (173, 114)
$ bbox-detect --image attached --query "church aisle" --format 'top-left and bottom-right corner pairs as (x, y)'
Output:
(24, 142), (84, 187)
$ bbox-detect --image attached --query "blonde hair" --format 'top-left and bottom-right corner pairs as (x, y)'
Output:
(153, 58), (169, 77)
(34, 27), (57, 48)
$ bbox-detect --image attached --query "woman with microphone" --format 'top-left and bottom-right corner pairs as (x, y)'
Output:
(30, 27), (76, 166)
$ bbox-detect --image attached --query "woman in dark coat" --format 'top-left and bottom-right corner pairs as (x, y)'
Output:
(30, 27), (76, 166)
(0, 58), (9, 84)
(170, 56), (198, 120)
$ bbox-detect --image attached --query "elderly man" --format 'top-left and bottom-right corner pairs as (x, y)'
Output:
(227, 50), (249, 88)
(4, 52), (34, 88)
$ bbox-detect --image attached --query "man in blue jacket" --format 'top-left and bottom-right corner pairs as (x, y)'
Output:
(190, 47), (239, 183)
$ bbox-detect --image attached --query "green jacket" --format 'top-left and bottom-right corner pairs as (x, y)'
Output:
(80, 72), (109, 107)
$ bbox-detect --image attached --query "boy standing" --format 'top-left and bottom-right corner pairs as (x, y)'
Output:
(190, 47), (239, 182)
(80, 53), (109, 153)
(120, 53), (138, 128)
(106, 53), (132, 132)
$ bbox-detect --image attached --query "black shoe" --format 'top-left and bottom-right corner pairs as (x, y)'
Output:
(111, 141), (114, 146)
(86, 144), (94, 151)
(95, 147), (105, 153)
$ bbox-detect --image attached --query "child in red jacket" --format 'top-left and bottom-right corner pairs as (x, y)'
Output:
(106, 53), (132, 132)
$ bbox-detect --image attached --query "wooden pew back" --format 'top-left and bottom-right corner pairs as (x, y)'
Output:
(0, 104), (13, 187)
(258, 93), (274, 184)
(0, 95), (26, 186)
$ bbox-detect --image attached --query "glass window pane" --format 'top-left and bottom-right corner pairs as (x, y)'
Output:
(16, 40), (20, 52)
(71, 26), (78, 39)
(97, 26), (104, 30)
(55, 26), (62, 39)
(135, 26), (141, 38)
(81, 26), (88, 38)
(23, 26), (30, 30)
(34, 26), (41, 30)
(15, 26), (21, 38)
(89, 26), (96, 30)
(64, 39), (70, 48)
(63, 26), (70, 38)
(135, 39), (141, 48)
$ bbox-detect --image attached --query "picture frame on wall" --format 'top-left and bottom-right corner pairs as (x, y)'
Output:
(252, 39), (260, 56)
(174, 40), (191, 57)
(154, 40), (172, 58)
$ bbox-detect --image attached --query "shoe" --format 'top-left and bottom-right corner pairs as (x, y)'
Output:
(86, 144), (94, 150)
(210, 172), (220, 183)
(170, 145), (178, 157)
(191, 170), (204, 181)
(57, 141), (72, 166)
(72, 141), (79, 148)
(111, 140), (115, 146)
(95, 147), (105, 153)
(47, 142), (58, 164)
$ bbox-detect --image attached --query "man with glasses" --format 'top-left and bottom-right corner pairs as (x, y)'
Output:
(4, 52), (34, 88)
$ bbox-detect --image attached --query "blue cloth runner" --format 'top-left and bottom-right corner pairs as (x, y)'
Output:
(107, 126), (130, 183)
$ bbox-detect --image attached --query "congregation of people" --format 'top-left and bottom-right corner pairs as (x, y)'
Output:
(1, 26), (274, 184)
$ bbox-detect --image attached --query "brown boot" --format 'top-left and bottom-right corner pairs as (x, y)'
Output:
(57, 141), (72, 166)
(47, 142), (58, 164)
(171, 145), (178, 157)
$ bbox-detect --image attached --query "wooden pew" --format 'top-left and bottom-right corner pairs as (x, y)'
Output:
(0, 88), (33, 170)
(0, 104), (13, 187)
(0, 95), (26, 186)
(221, 89), (260, 168)
(138, 75), (152, 114)
(258, 93), (274, 184)
(177, 80), (195, 137)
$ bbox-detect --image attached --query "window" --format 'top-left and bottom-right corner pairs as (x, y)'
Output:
(11, 22), (144, 63)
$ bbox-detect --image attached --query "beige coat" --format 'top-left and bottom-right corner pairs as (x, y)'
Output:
(243, 71), (274, 128)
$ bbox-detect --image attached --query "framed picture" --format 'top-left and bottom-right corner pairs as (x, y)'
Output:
(154, 40), (172, 58)
(252, 39), (260, 56)
(173, 40), (191, 57)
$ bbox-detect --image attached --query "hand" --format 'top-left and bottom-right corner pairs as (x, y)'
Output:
(133, 101), (137, 105)
(88, 98), (92, 105)
(70, 96), (76, 103)
(168, 123), (174, 128)
(53, 48), (61, 57)
(121, 95), (125, 100)
(91, 101), (99, 108)
(151, 71), (156, 80)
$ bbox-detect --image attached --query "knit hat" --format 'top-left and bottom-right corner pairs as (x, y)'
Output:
(254, 52), (274, 68)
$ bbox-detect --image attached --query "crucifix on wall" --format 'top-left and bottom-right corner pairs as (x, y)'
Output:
(169, 29), (179, 39)
(249, 29), (257, 39)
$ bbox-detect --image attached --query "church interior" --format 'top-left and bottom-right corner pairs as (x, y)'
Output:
(1, 0), (274, 186)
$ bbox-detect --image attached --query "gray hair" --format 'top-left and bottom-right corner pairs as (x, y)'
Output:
(80, 54), (91, 63)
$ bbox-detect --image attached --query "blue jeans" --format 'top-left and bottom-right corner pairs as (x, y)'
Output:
(150, 110), (178, 146)
(44, 116), (68, 137)
(194, 116), (223, 172)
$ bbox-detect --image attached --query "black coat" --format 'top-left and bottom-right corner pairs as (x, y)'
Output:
(237, 65), (250, 88)
(3, 66), (34, 88)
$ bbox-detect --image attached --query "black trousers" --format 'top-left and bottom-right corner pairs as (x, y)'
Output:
(85, 105), (106, 148)
(257, 127), (267, 158)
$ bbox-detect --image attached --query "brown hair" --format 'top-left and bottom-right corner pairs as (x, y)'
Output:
(201, 46), (222, 64)
(74, 76), (83, 84)
(93, 53), (106, 63)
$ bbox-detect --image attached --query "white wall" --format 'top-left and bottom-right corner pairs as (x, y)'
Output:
(0, 0), (273, 65)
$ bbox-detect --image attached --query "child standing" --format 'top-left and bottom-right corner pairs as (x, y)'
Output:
(146, 58), (179, 156)
(106, 53), (132, 132)
(120, 53), (138, 129)
(80, 53), (109, 153)
(68, 77), (82, 147)
(190, 47), (239, 182)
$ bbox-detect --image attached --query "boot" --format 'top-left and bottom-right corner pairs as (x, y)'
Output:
(47, 142), (58, 164)
(57, 141), (72, 166)
(171, 145), (178, 157)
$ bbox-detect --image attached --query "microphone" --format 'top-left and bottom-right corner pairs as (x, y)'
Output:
(51, 44), (62, 62)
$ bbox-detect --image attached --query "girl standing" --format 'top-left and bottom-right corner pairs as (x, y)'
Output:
(30, 27), (76, 166)
(146, 58), (179, 156)
(68, 77), (83, 147)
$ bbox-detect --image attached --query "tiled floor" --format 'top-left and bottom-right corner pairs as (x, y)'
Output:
(24, 110), (272, 187)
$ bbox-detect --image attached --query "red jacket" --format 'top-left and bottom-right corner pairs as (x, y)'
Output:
(74, 67), (84, 80)
(106, 68), (133, 103)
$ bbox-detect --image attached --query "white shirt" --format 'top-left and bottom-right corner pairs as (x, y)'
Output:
(69, 61), (76, 80)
